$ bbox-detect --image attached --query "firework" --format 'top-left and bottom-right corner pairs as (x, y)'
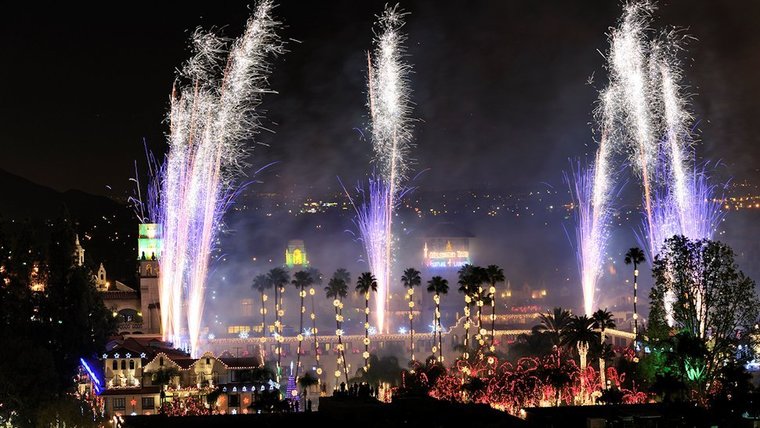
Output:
(567, 87), (618, 316)
(608, 1), (658, 254)
(363, 5), (414, 334)
(157, 1), (282, 356)
(344, 175), (392, 332)
(604, 2), (726, 327)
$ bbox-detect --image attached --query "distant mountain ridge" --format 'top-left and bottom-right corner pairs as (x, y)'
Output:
(0, 168), (138, 284)
(0, 168), (126, 220)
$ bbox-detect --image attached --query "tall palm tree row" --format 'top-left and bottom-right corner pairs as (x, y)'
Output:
(624, 247), (645, 337)
(292, 270), (315, 382)
(427, 276), (449, 363)
(401, 267), (421, 363)
(267, 267), (290, 381)
(251, 274), (271, 338)
(306, 267), (323, 383)
(356, 272), (378, 372)
(325, 269), (350, 386)
(592, 308), (616, 388)
(457, 264), (477, 359)
(484, 265), (505, 352)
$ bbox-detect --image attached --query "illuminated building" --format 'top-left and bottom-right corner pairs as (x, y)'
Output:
(79, 337), (276, 418)
(285, 239), (309, 268)
(422, 223), (473, 269)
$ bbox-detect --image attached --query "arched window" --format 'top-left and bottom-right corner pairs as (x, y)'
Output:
(121, 360), (126, 370)
(146, 264), (153, 276)
(112, 360), (118, 370)
(206, 358), (211, 366)
(129, 359), (135, 370)
(159, 357), (164, 366)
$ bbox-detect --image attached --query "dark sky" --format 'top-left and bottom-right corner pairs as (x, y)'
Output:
(1, 1), (759, 197)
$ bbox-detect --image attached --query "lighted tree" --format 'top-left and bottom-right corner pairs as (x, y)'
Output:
(563, 315), (598, 365)
(471, 266), (488, 349)
(325, 269), (350, 386)
(305, 267), (323, 383)
(356, 272), (378, 371)
(457, 264), (478, 359)
(649, 235), (759, 392)
(401, 267), (421, 363)
(484, 265), (505, 352)
(267, 267), (290, 381)
(252, 274), (271, 337)
(292, 270), (314, 382)
(591, 308), (615, 388)
(427, 276), (449, 363)
(624, 247), (645, 337)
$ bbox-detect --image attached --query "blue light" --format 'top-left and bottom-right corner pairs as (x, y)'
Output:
(80, 358), (103, 395)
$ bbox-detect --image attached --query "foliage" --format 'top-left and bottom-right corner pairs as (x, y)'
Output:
(150, 367), (180, 386)
(351, 354), (403, 386)
(325, 269), (350, 300)
(0, 218), (116, 427)
(536, 307), (572, 348)
(356, 272), (378, 294)
(649, 236), (759, 398)
(298, 371), (319, 391)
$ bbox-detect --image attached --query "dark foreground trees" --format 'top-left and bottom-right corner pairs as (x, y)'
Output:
(0, 218), (117, 427)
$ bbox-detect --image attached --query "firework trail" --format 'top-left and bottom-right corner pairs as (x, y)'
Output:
(364, 4), (414, 333)
(158, 1), (282, 356)
(609, 1), (658, 255)
(343, 175), (392, 333)
(606, 1), (725, 326)
(566, 89), (618, 315)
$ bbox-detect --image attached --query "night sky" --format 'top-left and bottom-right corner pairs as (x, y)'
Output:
(1, 1), (759, 198)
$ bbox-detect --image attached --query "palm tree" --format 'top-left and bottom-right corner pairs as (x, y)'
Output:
(536, 307), (572, 364)
(252, 274), (271, 338)
(592, 308), (616, 389)
(292, 270), (315, 381)
(325, 269), (350, 386)
(297, 371), (319, 410)
(356, 272), (378, 372)
(457, 264), (477, 359)
(427, 276), (449, 363)
(563, 315), (598, 371)
(624, 247), (645, 337)
(471, 266), (488, 348)
(267, 267), (290, 381)
(484, 265), (505, 351)
(305, 267), (322, 382)
(401, 267), (421, 363)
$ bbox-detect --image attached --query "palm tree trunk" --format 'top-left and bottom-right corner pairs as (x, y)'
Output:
(633, 262), (638, 337)
(261, 290), (266, 338)
(599, 328), (606, 389)
(296, 286), (305, 380)
(276, 284), (285, 382)
(364, 293), (370, 371)
(311, 293), (320, 383)
(463, 302), (470, 359)
(274, 285), (280, 381)
(409, 289), (414, 362)
(476, 287), (483, 349)
(436, 292), (443, 362)
(490, 287), (496, 351)
(334, 304), (349, 386)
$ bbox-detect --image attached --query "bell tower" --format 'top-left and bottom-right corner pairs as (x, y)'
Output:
(138, 224), (162, 335)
